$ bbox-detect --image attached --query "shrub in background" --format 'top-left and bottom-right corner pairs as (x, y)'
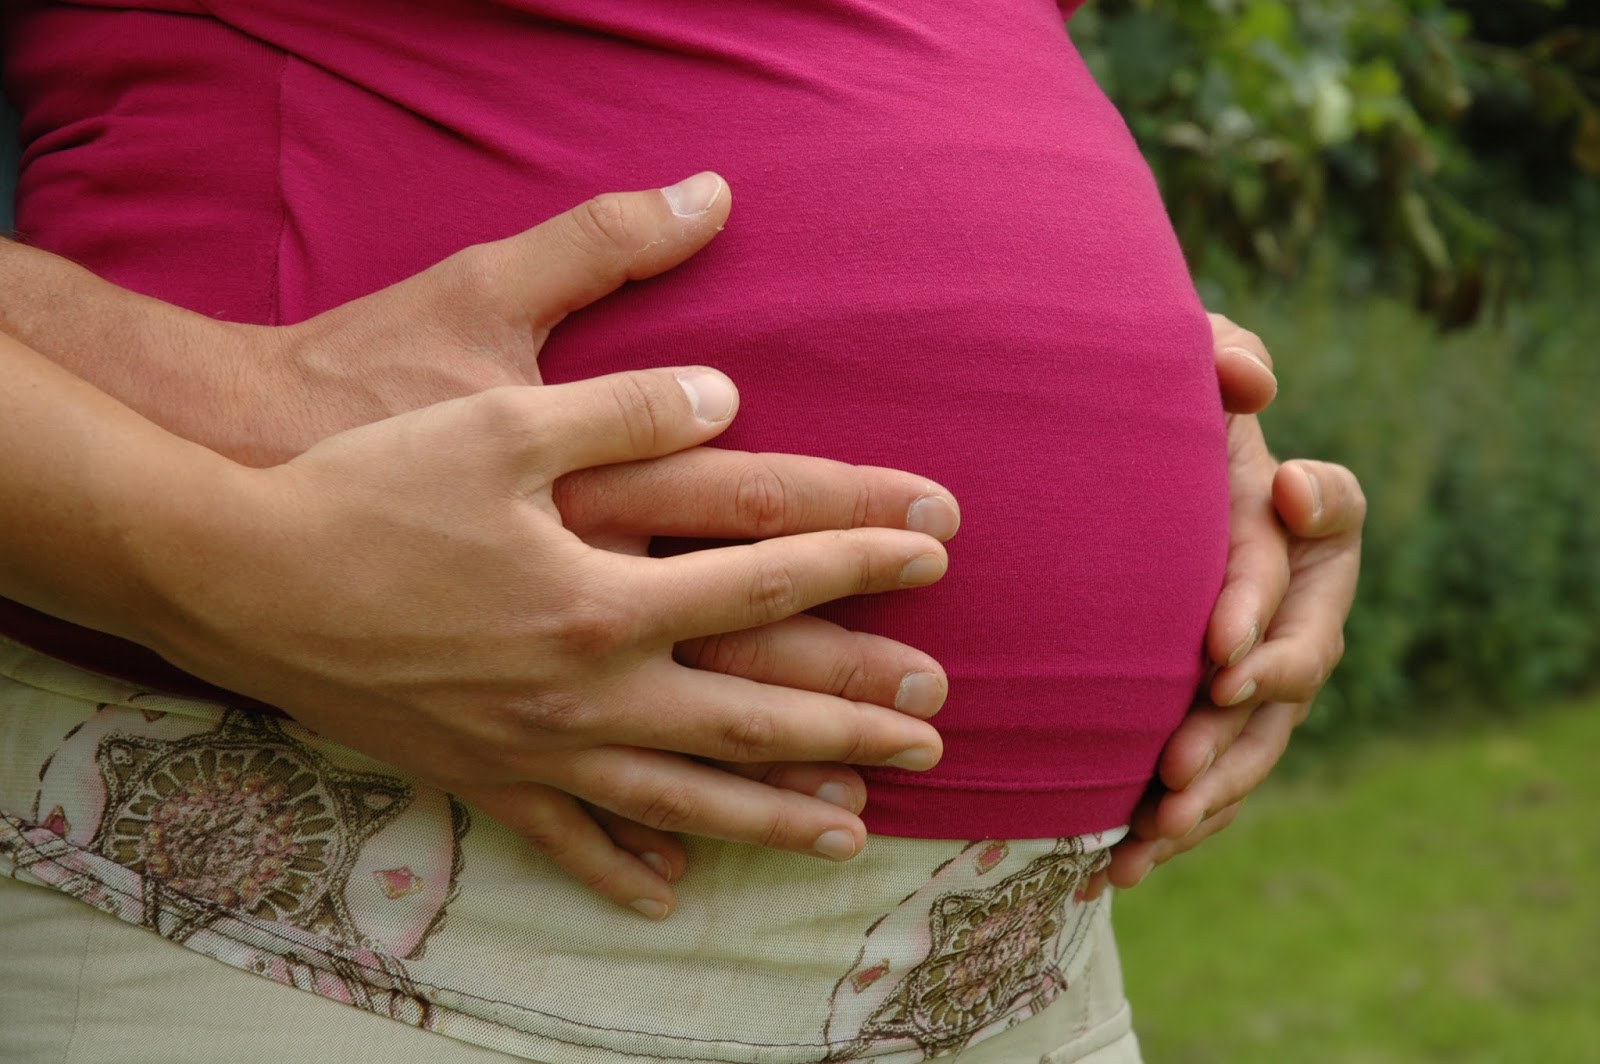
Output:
(1205, 252), (1600, 736)
(1073, 0), (1600, 328)
(1073, 1), (1600, 735)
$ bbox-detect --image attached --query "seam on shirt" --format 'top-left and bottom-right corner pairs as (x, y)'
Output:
(865, 771), (1155, 792)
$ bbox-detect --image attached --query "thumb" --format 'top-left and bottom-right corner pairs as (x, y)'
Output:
(488, 172), (730, 328)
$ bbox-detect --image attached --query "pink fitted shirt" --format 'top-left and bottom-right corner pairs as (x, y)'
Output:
(1, 0), (1228, 839)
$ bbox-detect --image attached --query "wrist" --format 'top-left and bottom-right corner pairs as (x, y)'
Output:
(122, 456), (287, 677)
(0, 329), (248, 651)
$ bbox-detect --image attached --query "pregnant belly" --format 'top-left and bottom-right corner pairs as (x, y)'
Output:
(534, 138), (1231, 839)
(7, 0), (1229, 838)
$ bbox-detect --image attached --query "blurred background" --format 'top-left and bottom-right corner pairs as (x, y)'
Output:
(1068, 1), (1599, 1060)
(1, 3), (1593, 1058)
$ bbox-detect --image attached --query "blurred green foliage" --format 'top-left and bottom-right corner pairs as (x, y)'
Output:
(1220, 260), (1600, 737)
(1074, 2), (1600, 731)
(1073, 0), (1600, 327)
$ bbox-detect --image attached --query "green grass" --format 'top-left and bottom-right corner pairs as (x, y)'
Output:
(1116, 694), (1600, 1063)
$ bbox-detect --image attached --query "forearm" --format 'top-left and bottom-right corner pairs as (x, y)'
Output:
(0, 235), (527, 465)
(0, 237), (257, 440)
(0, 326), (231, 647)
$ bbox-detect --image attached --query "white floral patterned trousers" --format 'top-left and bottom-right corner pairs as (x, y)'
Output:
(0, 639), (1141, 1064)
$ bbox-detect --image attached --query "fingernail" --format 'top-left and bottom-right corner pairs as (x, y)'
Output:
(1131, 860), (1154, 887)
(1226, 624), (1259, 668)
(814, 829), (859, 861)
(885, 747), (938, 771)
(661, 171), (723, 216)
(898, 554), (946, 587)
(631, 898), (670, 920)
(1224, 344), (1276, 379)
(815, 782), (856, 811)
(1182, 809), (1206, 838)
(1306, 469), (1324, 520)
(1224, 678), (1258, 707)
(906, 495), (960, 540)
(895, 672), (947, 717)
(1183, 748), (1217, 790)
(676, 369), (737, 422)
(640, 852), (672, 880)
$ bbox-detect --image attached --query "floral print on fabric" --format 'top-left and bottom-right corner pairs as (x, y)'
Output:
(4, 703), (467, 1025)
(1, 644), (1128, 1063)
(824, 836), (1109, 1061)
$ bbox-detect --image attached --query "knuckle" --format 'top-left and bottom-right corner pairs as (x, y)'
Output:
(834, 713), (876, 767)
(570, 193), (639, 257)
(852, 535), (882, 597)
(1328, 630), (1347, 669)
(848, 478), (875, 531)
(719, 708), (782, 761)
(747, 559), (804, 621)
(438, 242), (509, 305)
(549, 595), (637, 660)
(733, 462), (793, 537)
(510, 804), (571, 858)
(827, 650), (874, 701)
(468, 385), (543, 444)
(500, 689), (594, 741)
(637, 784), (701, 833)
(757, 810), (796, 851)
(609, 372), (671, 457)
(682, 631), (767, 679)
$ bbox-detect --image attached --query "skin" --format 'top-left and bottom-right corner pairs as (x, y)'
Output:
(0, 173), (1364, 915)
(1085, 317), (1366, 899)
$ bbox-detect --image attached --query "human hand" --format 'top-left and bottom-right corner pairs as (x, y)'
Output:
(138, 365), (949, 921)
(4, 176), (962, 914)
(1084, 314), (1366, 898)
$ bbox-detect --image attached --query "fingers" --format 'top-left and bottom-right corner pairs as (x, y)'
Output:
(1137, 699), (1299, 845)
(516, 366), (742, 474)
(1182, 700), (1299, 825)
(562, 747), (872, 862)
(1206, 417), (1291, 672)
(458, 782), (680, 918)
(482, 171), (732, 328)
(555, 448), (961, 543)
(1274, 460), (1368, 538)
(675, 613), (949, 719)
(1095, 697), (1302, 901)
(1154, 698), (1255, 794)
(587, 807), (689, 883)
(611, 662), (943, 768)
(1208, 312), (1278, 414)
(636, 528), (947, 642)
(1090, 799), (1248, 899)
(712, 760), (869, 815)
(1218, 571), (1349, 707)
(1218, 467), (1363, 707)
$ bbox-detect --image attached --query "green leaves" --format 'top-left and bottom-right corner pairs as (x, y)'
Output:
(1073, 0), (1599, 327)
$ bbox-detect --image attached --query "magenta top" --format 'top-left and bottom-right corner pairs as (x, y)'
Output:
(1, 0), (1227, 839)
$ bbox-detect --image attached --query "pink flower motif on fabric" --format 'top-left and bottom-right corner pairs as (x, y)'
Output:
(850, 959), (892, 994)
(375, 866), (425, 899)
(973, 841), (1008, 874)
(42, 805), (69, 837)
